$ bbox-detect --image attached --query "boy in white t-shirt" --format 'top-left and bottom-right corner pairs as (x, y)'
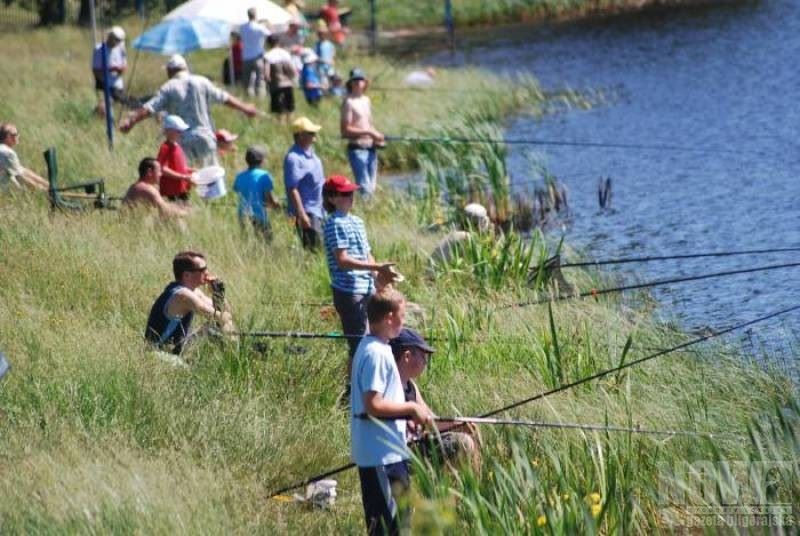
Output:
(350, 288), (430, 535)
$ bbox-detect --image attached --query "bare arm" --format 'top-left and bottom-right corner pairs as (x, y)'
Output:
(266, 191), (281, 210)
(120, 107), (152, 133)
(139, 187), (190, 218)
(21, 168), (49, 190)
(363, 391), (430, 427)
(288, 188), (310, 228)
(170, 288), (233, 332)
(160, 165), (193, 184)
(224, 95), (258, 117)
(333, 248), (393, 274)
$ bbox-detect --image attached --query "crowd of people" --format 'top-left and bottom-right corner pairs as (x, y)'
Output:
(0, 10), (485, 535)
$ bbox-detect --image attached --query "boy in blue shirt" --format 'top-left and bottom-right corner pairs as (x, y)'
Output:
(300, 50), (324, 107)
(233, 145), (281, 241)
(351, 288), (431, 535)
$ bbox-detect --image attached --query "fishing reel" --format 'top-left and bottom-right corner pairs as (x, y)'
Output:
(210, 279), (226, 316)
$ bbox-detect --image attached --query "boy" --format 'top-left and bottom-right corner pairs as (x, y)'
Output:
(351, 288), (430, 535)
(300, 50), (324, 107)
(233, 145), (280, 241)
(157, 115), (195, 202)
(390, 328), (481, 472)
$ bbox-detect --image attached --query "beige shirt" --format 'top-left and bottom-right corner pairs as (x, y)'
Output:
(341, 95), (374, 148)
(0, 143), (24, 190)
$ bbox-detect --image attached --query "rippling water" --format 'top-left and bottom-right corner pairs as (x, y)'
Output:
(423, 2), (800, 359)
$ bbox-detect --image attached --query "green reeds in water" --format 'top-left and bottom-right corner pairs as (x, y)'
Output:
(430, 227), (546, 292)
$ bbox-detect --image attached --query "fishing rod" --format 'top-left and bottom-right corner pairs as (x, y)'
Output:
(559, 247), (800, 269)
(434, 416), (731, 438)
(265, 302), (800, 498)
(385, 135), (761, 156)
(509, 260), (800, 309)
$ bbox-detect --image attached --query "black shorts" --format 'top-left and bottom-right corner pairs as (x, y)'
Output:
(270, 86), (295, 114)
(358, 461), (410, 536)
(94, 77), (125, 102)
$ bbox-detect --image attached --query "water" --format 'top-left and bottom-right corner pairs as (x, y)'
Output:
(421, 2), (800, 358)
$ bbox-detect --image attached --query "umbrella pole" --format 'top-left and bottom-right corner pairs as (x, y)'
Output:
(89, 0), (97, 47)
(229, 44), (235, 87)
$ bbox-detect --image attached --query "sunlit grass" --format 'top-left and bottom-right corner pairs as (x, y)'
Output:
(0, 24), (796, 535)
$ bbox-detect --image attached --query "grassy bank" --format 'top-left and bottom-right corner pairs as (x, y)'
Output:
(0, 25), (798, 535)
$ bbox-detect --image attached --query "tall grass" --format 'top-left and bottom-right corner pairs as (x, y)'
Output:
(0, 25), (796, 535)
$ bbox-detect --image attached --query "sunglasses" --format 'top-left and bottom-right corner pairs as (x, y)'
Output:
(186, 264), (208, 273)
(335, 191), (354, 198)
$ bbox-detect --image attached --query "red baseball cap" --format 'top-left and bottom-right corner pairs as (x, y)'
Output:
(324, 175), (358, 193)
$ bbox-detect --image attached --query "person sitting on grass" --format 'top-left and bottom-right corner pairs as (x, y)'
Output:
(0, 123), (49, 192)
(122, 157), (191, 219)
(233, 145), (281, 242)
(390, 327), (481, 473)
(350, 288), (431, 536)
(157, 115), (195, 203)
(145, 250), (234, 357)
(429, 202), (493, 268)
(322, 174), (397, 374)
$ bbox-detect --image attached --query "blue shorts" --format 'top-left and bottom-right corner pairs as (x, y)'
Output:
(357, 461), (410, 536)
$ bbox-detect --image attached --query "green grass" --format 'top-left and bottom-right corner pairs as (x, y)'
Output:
(0, 25), (798, 534)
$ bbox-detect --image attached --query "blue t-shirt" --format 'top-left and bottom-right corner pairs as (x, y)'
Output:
(324, 211), (374, 295)
(233, 168), (274, 225)
(350, 335), (409, 467)
(315, 40), (335, 78)
(283, 144), (325, 219)
(301, 64), (324, 102)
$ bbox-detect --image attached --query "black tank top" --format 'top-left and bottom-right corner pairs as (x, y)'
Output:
(144, 282), (194, 354)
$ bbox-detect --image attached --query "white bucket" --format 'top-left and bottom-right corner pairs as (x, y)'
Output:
(193, 166), (227, 200)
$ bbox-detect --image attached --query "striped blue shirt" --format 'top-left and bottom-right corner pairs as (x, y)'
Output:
(324, 211), (374, 295)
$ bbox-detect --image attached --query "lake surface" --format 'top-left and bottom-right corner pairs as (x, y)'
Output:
(422, 1), (800, 362)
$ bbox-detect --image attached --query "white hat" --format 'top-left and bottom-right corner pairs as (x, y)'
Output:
(163, 114), (189, 132)
(464, 203), (488, 220)
(165, 54), (188, 71)
(108, 26), (125, 40)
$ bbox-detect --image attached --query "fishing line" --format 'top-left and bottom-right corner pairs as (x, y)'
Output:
(560, 247), (800, 269)
(508, 260), (800, 309)
(385, 134), (762, 157)
(265, 303), (800, 498)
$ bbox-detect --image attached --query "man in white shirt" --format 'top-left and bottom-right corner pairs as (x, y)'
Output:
(239, 8), (270, 97)
(91, 26), (128, 113)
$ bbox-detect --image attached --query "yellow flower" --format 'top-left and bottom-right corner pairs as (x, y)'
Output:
(532, 459), (540, 468)
(591, 503), (602, 517)
(589, 492), (601, 504)
(536, 514), (547, 527)
(561, 493), (570, 501)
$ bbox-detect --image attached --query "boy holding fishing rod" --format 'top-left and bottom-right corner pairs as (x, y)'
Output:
(351, 288), (431, 535)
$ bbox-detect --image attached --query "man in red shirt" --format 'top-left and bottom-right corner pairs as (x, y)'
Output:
(157, 115), (195, 202)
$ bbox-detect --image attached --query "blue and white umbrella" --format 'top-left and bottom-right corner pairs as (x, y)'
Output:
(132, 17), (231, 55)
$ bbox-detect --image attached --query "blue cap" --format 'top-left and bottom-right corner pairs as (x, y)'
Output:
(389, 328), (434, 357)
(348, 67), (367, 83)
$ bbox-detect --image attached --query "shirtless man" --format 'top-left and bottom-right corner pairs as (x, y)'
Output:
(145, 250), (234, 355)
(122, 157), (190, 219)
